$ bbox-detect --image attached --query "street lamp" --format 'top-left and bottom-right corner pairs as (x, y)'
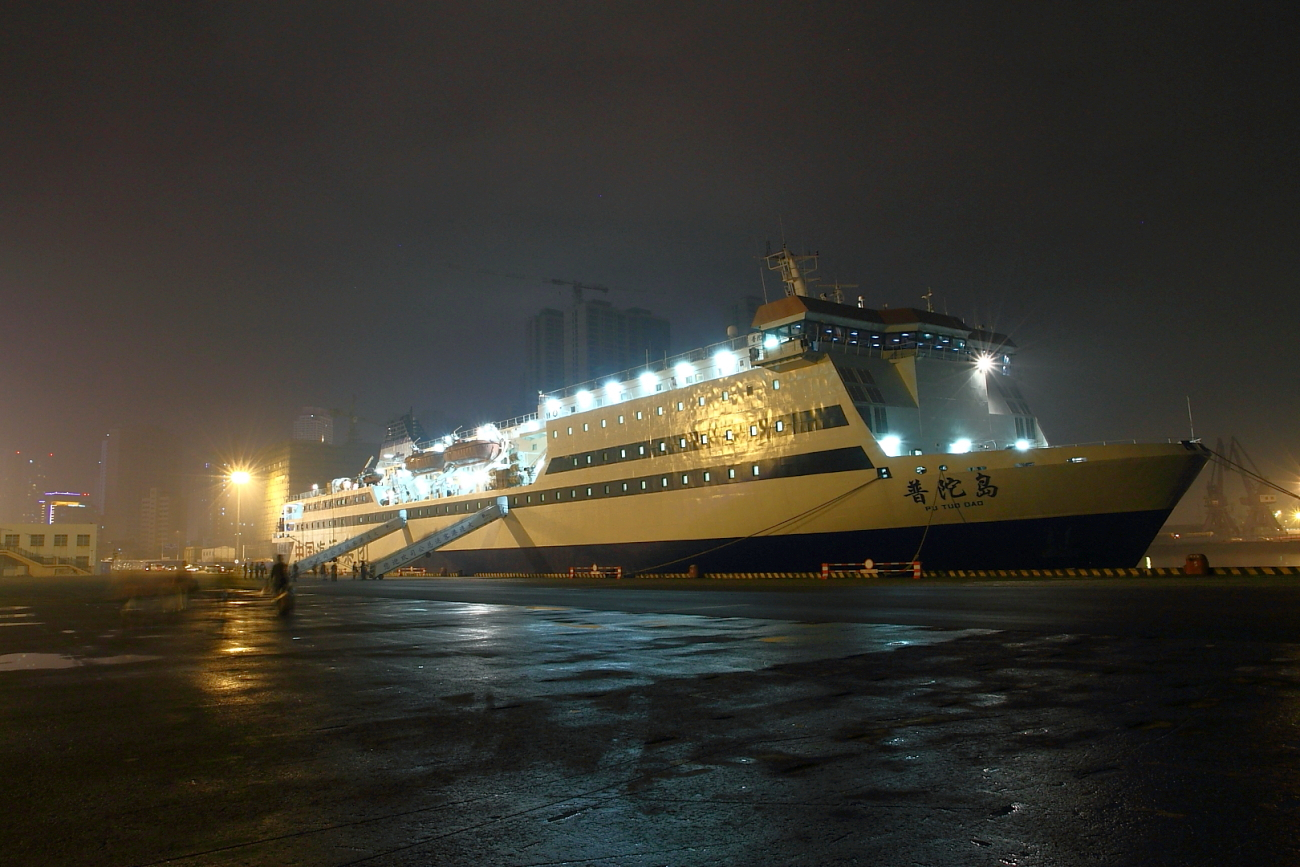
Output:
(230, 470), (250, 563)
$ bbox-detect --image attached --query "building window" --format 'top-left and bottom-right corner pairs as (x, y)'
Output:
(75, 556), (89, 569)
(3, 534), (17, 547)
(29, 535), (45, 547)
(53, 534), (68, 547)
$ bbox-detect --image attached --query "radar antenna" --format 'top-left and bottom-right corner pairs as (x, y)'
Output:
(763, 244), (819, 298)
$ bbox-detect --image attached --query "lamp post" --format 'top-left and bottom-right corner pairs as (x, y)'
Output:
(230, 470), (250, 563)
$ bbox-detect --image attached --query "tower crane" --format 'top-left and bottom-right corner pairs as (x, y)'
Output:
(549, 278), (611, 305)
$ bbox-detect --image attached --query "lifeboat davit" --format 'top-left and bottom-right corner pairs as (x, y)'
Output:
(443, 439), (502, 467)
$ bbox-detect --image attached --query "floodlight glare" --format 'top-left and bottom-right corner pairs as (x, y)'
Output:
(879, 435), (902, 457)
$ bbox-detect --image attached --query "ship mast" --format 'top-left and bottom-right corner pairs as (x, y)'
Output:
(764, 245), (819, 297)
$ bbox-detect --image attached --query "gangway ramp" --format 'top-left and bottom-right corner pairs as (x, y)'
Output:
(295, 515), (406, 572)
(371, 497), (508, 577)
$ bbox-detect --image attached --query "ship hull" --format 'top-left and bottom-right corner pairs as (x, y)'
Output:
(417, 507), (1173, 574)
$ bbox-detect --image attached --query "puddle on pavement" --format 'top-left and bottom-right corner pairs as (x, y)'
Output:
(0, 652), (160, 671)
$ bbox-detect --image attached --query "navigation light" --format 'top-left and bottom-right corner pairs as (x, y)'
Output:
(879, 435), (902, 457)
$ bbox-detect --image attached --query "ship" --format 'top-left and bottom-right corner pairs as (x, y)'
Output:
(275, 247), (1208, 575)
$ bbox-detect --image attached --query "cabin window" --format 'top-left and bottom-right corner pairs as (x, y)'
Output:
(658, 442), (667, 453)
(583, 423), (589, 432)
(681, 474), (690, 485)
(636, 411), (643, 420)
(638, 445), (646, 455)
(700, 433), (709, 444)
(725, 430), (734, 441)
(552, 430), (558, 439)
(640, 480), (648, 490)
(775, 420), (785, 432)
(620, 448), (627, 458)
(676, 401), (684, 411)
(727, 468), (736, 479)
(567, 426), (573, 435)
(679, 437), (687, 448)
(657, 406), (664, 416)
(722, 391), (729, 401)
(601, 419), (606, 428)
(570, 489), (577, 498)
(703, 471), (711, 482)
(876, 468), (891, 479)
(586, 487), (592, 496)
(749, 425), (758, 436)
(541, 493), (546, 502)
(618, 415), (625, 424)
(773, 379), (780, 390)
(662, 477), (669, 487)
(698, 396), (706, 406)
(622, 482), (629, 492)
(752, 465), (761, 476)
(604, 485), (610, 494)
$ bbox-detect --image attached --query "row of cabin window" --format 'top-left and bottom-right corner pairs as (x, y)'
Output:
(553, 379), (781, 437)
(304, 493), (371, 512)
(546, 405), (851, 475)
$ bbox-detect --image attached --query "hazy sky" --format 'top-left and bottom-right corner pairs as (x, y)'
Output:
(2, 1), (1297, 502)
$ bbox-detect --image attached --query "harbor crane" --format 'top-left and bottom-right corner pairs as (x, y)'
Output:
(549, 278), (610, 305)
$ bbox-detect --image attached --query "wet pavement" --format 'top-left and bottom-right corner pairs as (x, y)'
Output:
(4, 575), (1300, 866)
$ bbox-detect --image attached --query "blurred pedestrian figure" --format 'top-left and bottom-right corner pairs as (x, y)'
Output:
(351, 562), (359, 580)
(330, 561), (338, 582)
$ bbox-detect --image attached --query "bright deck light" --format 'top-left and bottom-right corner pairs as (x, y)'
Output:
(1015, 439), (1031, 450)
(950, 438), (972, 454)
(674, 362), (694, 380)
(576, 390), (594, 409)
(545, 398), (562, 415)
(639, 371), (657, 392)
(713, 350), (738, 375)
(763, 333), (780, 349)
(230, 470), (250, 485)
(975, 353), (996, 374)
(879, 435), (902, 457)
(604, 381), (621, 400)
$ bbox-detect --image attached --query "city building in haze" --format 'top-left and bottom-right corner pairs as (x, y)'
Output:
(0, 451), (52, 524)
(526, 299), (671, 401)
(96, 426), (184, 561)
(36, 491), (95, 525)
(292, 407), (336, 445)
(254, 439), (377, 559)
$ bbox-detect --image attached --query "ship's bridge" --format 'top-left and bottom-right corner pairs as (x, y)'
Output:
(747, 295), (1041, 457)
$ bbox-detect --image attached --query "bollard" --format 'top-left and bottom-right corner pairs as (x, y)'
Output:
(912, 561), (922, 580)
(1183, 553), (1210, 576)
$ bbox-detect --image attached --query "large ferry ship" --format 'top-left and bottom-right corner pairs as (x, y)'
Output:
(275, 248), (1207, 574)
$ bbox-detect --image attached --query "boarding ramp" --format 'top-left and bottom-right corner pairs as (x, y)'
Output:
(371, 497), (508, 577)
(294, 515), (407, 572)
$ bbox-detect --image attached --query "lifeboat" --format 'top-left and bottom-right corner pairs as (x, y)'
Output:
(405, 450), (446, 472)
(443, 439), (502, 467)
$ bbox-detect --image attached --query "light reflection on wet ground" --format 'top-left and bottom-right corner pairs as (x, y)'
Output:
(3, 579), (1300, 866)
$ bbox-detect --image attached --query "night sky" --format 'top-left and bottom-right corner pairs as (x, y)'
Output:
(3, 2), (1297, 509)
